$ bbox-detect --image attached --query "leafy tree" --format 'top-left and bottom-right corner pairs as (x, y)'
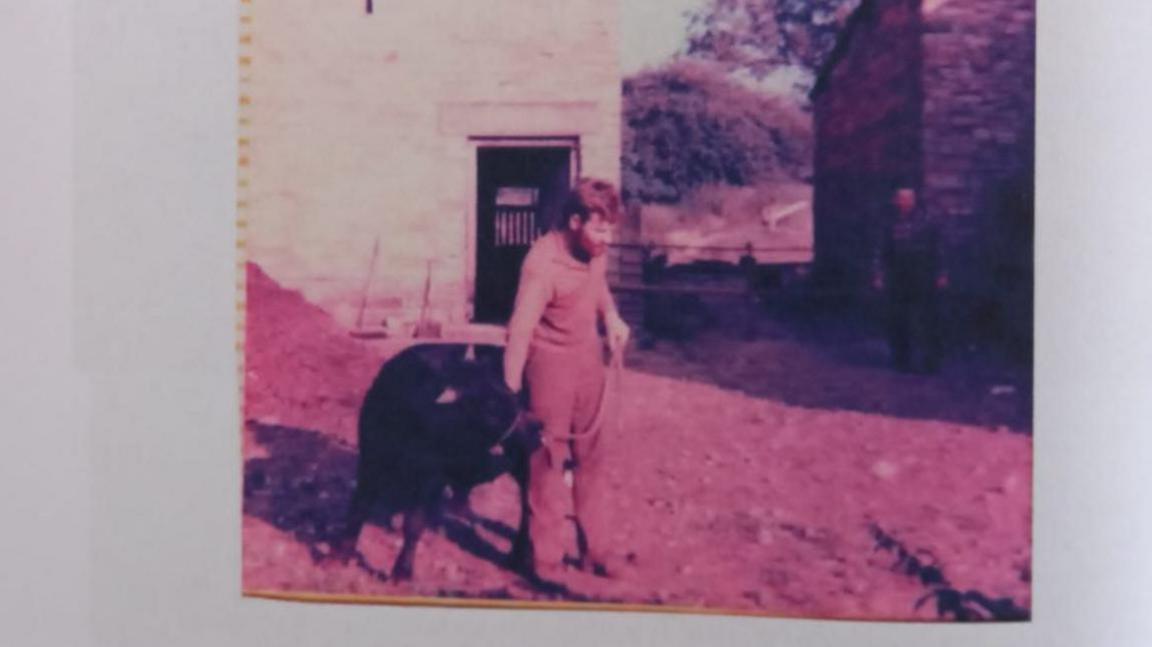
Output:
(622, 60), (811, 203)
(684, 0), (860, 94)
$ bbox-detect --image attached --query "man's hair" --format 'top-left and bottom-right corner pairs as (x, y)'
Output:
(890, 176), (918, 195)
(557, 178), (621, 229)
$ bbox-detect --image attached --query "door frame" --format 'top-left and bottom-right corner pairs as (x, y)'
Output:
(464, 136), (580, 322)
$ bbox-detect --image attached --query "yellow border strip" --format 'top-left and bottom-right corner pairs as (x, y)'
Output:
(236, 0), (253, 433)
(244, 589), (806, 619)
(241, 589), (970, 623)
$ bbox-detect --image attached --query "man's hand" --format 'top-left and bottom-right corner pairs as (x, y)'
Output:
(605, 312), (631, 354)
(872, 272), (885, 291)
(936, 273), (950, 290)
(504, 374), (522, 395)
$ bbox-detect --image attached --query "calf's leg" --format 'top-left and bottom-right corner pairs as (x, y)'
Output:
(390, 475), (443, 581)
(332, 469), (386, 563)
(391, 507), (428, 581)
(506, 446), (534, 574)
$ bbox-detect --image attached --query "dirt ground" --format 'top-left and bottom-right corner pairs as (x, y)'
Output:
(241, 263), (1032, 620)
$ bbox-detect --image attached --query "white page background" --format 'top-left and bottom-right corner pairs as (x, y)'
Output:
(2, 1), (1150, 645)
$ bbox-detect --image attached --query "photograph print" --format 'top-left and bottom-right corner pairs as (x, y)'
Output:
(240, 0), (1034, 621)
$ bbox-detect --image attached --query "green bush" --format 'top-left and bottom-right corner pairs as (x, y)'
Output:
(622, 60), (812, 204)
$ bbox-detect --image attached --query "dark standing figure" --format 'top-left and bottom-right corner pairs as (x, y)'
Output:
(639, 241), (669, 346)
(738, 242), (759, 340)
(874, 188), (949, 373)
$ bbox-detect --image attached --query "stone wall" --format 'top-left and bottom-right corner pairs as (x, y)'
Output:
(242, 0), (621, 330)
(811, 0), (923, 289)
(921, 0), (1035, 337)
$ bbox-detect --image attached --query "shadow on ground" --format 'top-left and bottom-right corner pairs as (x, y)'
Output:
(630, 306), (1032, 432)
(243, 420), (587, 597)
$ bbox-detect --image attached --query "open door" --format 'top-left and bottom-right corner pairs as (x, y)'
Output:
(474, 146), (573, 323)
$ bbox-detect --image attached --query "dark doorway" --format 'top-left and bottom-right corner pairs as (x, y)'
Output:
(474, 146), (573, 323)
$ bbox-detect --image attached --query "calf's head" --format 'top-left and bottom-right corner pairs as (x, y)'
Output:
(436, 361), (542, 455)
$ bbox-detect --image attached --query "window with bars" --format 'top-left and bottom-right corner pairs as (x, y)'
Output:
(492, 187), (541, 248)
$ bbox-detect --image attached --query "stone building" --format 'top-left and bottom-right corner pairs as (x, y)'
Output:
(243, 0), (623, 333)
(810, 0), (1034, 348)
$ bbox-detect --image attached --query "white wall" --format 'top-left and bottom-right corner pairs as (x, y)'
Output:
(244, 0), (621, 327)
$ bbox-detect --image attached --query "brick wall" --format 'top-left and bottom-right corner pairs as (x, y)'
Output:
(243, 0), (621, 330)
